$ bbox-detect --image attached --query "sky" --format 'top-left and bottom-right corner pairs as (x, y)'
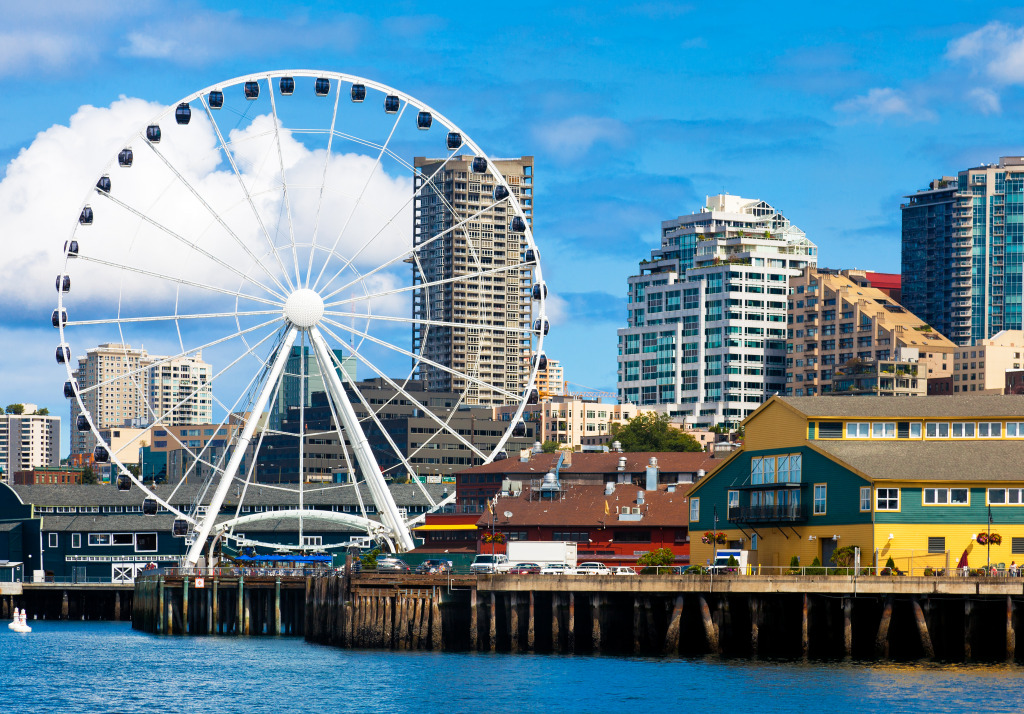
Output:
(5, 0), (1024, 455)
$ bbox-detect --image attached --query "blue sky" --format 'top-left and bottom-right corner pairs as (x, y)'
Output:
(5, 1), (1024, 451)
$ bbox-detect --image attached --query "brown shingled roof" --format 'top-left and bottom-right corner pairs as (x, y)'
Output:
(780, 395), (1024, 419)
(476, 483), (691, 529)
(461, 451), (716, 476)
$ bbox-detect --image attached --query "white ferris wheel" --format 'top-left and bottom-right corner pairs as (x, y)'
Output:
(54, 70), (546, 566)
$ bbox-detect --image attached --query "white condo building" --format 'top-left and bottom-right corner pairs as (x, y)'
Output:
(0, 405), (60, 481)
(617, 195), (817, 428)
(70, 343), (213, 457)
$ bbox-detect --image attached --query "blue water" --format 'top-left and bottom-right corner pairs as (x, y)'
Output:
(2, 622), (1024, 713)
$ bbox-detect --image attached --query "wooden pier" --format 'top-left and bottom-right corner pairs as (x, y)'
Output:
(130, 572), (1024, 661)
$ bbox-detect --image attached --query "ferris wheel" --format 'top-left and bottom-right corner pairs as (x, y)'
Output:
(54, 70), (547, 565)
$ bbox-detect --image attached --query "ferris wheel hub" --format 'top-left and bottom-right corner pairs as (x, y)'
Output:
(283, 288), (324, 329)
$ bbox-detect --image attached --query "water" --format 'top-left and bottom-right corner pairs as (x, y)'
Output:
(2, 622), (1023, 713)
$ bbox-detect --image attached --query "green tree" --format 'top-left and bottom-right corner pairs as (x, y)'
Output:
(361, 547), (381, 570)
(637, 547), (675, 567)
(541, 440), (559, 453)
(608, 412), (703, 452)
(80, 466), (98, 485)
(34, 407), (49, 416)
(5, 404), (24, 415)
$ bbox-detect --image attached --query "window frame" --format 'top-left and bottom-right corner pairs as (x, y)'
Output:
(876, 488), (900, 512)
(48, 532), (58, 548)
(689, 497), (700, 522)
(988, 487), (1024, 505)
(925, 422), (950, 439)
(71, 533), (81, 549)
(872, 422), (896, 439)
(813, 483), (827, 515)
(978, 422), (1002, 438)
(859, 486), (871, 512)
(951, 422), (976, 439)
(923, 487), (970, 506)
(88, 533), (111, 546)
(845, 422), (869, 438)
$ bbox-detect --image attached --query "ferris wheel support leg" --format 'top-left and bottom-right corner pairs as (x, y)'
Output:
(308, 326), (417, 552)
(184, 326), (300, 566)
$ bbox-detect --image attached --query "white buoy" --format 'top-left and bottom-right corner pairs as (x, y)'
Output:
(10, 608), (31, 633)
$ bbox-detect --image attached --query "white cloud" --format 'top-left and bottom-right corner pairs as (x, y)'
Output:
(968, 87), (1001, 115)
(0, 31), (96, 74)
(947, 22), (1024, 85)
(532, 116), (628, 160)
(833, 87), (933, 122)
(544, 293), (569, 327)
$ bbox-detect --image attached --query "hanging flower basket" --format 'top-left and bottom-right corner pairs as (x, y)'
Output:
(989, 533), (1002, 545)
(702, 530), (727, 545)
(482, 532), (505, 544)
(976, 533), (989, 545)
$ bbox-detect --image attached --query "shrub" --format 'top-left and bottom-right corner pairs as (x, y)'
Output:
(788, 555), (800, 574)
(807, 556), (825, 575)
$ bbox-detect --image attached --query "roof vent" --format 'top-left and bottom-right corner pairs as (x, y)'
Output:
(605, 481), (615, 495)
(637, 490), (645, 506)
(612, 440), (623, 453)
(648, 456), (658, 467)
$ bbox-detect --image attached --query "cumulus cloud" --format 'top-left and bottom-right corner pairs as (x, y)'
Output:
(531, 116), (628, 160)
(947, 22), (1024, 85)
(833, 87), (933, 122)
(968, 87), (1001, 115)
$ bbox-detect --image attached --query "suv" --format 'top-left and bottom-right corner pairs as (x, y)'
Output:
(576, 561), (611, 576)
(375, 556), (411, 572)
(540, 562), (575, 575)
(470, 554), (511, 574)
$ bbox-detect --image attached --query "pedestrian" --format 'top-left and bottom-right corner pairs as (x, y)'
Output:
(1010, 561), (1019, 577)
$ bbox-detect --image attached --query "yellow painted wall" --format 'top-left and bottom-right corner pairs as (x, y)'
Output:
(690, 523), (874, 571)
(874, 523), (1024, 573)
(743, 400), (808, 451)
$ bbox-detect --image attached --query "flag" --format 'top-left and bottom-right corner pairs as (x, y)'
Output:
(604, 500), (610, 515)
(487, 498), (493, 515)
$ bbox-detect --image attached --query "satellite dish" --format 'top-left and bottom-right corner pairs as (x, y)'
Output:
(503, 511), (513, 518)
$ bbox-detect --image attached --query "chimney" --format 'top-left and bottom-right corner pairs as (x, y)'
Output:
(636, 489), (645, 506)
(645, 457), (659, 491)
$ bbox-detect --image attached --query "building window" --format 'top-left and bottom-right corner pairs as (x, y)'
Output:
(690, 498), (700, 522)
(135, 533), (157, 552)
(88, 533), (111, 546)
(113, 533), (133, 546)
(301, 536), (323, 547)
(872, 422), (895, 439)
(927, 536), (946, 554)
(813, 484), (827, 515)
(910, 423), (922, 439)
(978, 422), (1002, 438)
(750, 534), (758, 551)
(1007, 422), (1024, 437)
(72, 533), (81, 549)
(615, 530), (652, 543)
(807, 423), (815, 440)
(817, 421), (843, 438)
(988, 488), (1024, 505)
(728, 490), (739, 514)
(951, 422), (976, 438)
(859, 487), (871, 512)
(48, 533), (58, 548)
(876, 488), (900, 511)
(923, 488), (969, 505)
(1013, 537), (1024, 555)
(925, 422), (950, 438)
(846, 422), (869, 438)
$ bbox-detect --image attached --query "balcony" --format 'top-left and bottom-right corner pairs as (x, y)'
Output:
(727, 504), (808, 523)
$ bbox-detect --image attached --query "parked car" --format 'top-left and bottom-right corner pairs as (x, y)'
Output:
(576, 561), (611, 575)
(375, 556), (411, 572)
(540, 562), (575, 575)
(415, 559), (453, 574)
(508, 562), (542, 574)
(470, 553), (511, 574)
(610, 566), (637, 576)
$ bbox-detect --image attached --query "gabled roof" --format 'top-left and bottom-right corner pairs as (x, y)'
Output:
(779, 395), (1024, 419)
(811, 440), (1024, 482)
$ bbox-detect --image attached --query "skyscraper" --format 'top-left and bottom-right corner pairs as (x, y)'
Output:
(617, 195), (817, 428)
(902, 156), (1024, 346)
(69, 343), (212, 457)
(270, 346), (357, 432)
(0, 405), (60, 481)
(412, 156), (534, 406)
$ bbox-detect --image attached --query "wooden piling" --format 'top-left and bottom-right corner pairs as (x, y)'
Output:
(527, 591), (535, 651)
(1007, 595), (1016, 663)
(384, 596), (393, 648)
(750, 596), (759, 657)
(801, 593), (809, 659)
(411, 597), (423, 649)
(158, 579), (165, 634)
(212, 579), (219, 634)
(431, 596), (442, 651)
(510, 593), (519, 652)
(633, 596), (642, 653)
(114, 592), (121, 622)
(698, 595), (719, 654)
(645, 597), (655, 653)
(61, 590), (69, 620)
(244, 588), (251, 636)
(965, 599), (973, 661)
(875, 596), (892, 658)
(665, 595), (684, 655)
(843, 597), (853, 659)
(418, 596), (430, 649)
(469, 589), (479, 651)
(913, 598), (934, 659)
(591, 594), (602, 654)
(237, 577), (245, 636)
(489, 592), (497, 653)
(551, 593), (561, 653)
(274, 579), (282, 636)
(567, 593), (575, 653)
(182, 578), (189, 634)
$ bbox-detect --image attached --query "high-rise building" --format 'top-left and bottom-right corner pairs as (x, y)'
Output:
(786, 268), (956, 396)
(902, 157), (1024, 346)
(0, 405), (60, 481)
(412, 155), (534, 406)
(536, 358), (564, 398)
(270, 346), (356, 431)
(617, 195), (817, 428)
(950, 330), (1024, 394)
(69, 343), (212, 457)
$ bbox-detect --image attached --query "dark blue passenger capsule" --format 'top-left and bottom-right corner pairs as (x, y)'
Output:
(534, 353), (548, 371)
(208, 90), (224, 109)
(116, 474), (132, 491)
(76, 415), (90, 432)
(118, 148), (133, 168)
(510, 216), (527, 233)
(96, 176), (111, 193)
(63, 380), (77, 399)
(57, 345), (71, 364)
(524, 247), (539, 264)
(280, 76), (295, 95)
(244, 81), (260, 100)
(526, 389), (539, 405)
(146, 125), (161, 143)
(446, 132), (462, 150)
(494, 185), (510, 201)
(51, 309), (67, 328)
(79, 206), (93, 224)
(93, 446), (109, 463)
(175, 102), (191, 125)
(533, 319), (549, 336)
(532, 283), (546, 301)
(384, 95), (400, 113)
(314, 77), (330, 96)
(143, 498), (158, 516)
(56, 275), (70, 292)
(351, 84), (366, 102)
(512, 421), (527, 438)
(65, 240), (79, 257)
(417, 111), (432, 129)
(173, 519), (189, 536)
(472, 157), (487, 174)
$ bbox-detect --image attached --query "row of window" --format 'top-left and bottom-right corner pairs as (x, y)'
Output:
(47, 531), (158, 552)
(812, 420), (1024, 440)
(750, 454), (803, 484)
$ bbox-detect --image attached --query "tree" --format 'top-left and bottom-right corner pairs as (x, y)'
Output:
(637, 547), (675, 567)
(80, 466), (98, 485)
(361, 547), (381, 570)
(5, 404), (24, 415)
(541, 440), (559, 453)
(34, 407), (49, 416)
(608, 412), (703, 452)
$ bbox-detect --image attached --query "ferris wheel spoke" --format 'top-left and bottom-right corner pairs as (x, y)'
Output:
(311, 102), (407, 291)
(267, 83), (302, 289)
(65, 309), (280, 327)
(325, 309), (534, 337)
(320, 195), (508, 303)
(304, 87), (343, 288)
(199, 93), (297, 293)
(321, 317), (522, 403)
(77, 317), (284, 396)
(76, 254), (282, 307)
(325, 262), (524, 309)
(230, 367), (288, 524)
(314, 336), (439, 508)
(319, 322), (486, 462)
(97, 181), (287, 301)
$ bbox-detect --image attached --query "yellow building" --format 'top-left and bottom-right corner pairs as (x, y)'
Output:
(688, 395), (1024, 574)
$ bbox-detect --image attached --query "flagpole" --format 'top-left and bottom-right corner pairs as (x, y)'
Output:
(987, 504), (992, 570)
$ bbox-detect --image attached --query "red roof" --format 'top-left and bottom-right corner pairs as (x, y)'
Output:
(476, 483), (691, 529)
(864, 272), (901, 290)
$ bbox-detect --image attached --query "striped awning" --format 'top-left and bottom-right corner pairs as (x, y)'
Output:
(411, 524), (478, 531)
